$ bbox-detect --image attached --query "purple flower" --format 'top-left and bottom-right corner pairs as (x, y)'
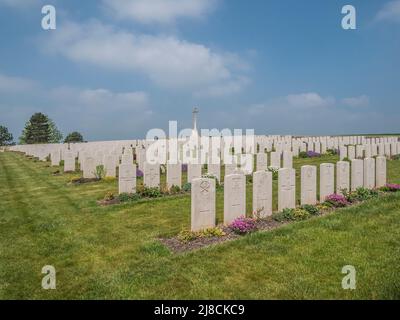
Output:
(325, 194), (349, 207)
(229, 216), (257, 234)
(182, 164), (188, 172)
(385, 184), (400, 191)
(307, 151), (321, 158)
(136, 169), (144, 177)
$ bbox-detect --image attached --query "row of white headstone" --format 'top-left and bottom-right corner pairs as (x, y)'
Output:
(190, 157), (387, 232)
(340, 143), (400, 160)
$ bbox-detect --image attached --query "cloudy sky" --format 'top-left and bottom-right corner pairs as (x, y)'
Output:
(0, 0), (399, 141)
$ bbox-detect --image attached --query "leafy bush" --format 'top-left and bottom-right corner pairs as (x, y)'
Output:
(301, 204), (321, 216)
(177, 227), (226, 243)
(355, 187), (378, 201)
(327, 148), (338, 155)
(342, 157), (350, 162)
(272, 208), (295, 222)
(293, 208), (310, 220)
(267, 166), (279, 180)
(139, 187), (162, 198)
(381, 183), (400, 192)
(169, 185), (181, 194)
(273, 208), (311, 221)
(299, 151), (308, 158)
(182, 182), (191, 192)
(392, 155), (400, 161)
(177, 230), (198, 243)
(94, 165), (106, 180)
(117, 192), (141, 202)
(324, 194), (349, 207)
(200, 227), (226, 238)
(229, 216), (257, 234)
(103, 192), (115, 201)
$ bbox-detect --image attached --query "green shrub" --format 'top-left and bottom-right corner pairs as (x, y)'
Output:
(301, 204), (321, 216)
(200, 227), (226, 238)
(182, 182), (191, 192)
(139, 187), (162, 198)
(273, 207), (311, 222)
(342, 157), (350, 162)
(267, 166), (279, 180)
(272, 208), (295, 222)
(392, 154), (400, 161)
(177, 230), (198, 243)
(354, 187), (379, 201)
(299, 151), (308, 158)
(103, 192), (115, 201)
(177, 227), (226, 243)
(117, 192), (141, 202)
(169, 185), (181, 194)
(293, 208), (311, 220)
(94, 165), (106, 180)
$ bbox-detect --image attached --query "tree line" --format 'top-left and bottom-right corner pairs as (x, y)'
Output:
(0, 113), (84, 146)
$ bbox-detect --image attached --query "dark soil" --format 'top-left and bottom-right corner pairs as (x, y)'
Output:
(70, 178), (100, 185)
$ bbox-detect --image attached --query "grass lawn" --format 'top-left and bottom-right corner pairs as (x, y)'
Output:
(0, 151), (399, 299)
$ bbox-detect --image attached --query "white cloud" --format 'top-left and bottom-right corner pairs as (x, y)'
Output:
(102, 0), (217, 24)
(43, 20), (249, 96)
(376, 0), (400, 22)
(0, 74), (37, 92)
(51, 87), (150, 111)
(342, 95), (370, 107)
(285, 92), (335, 108)
(0, 0), (39, 8)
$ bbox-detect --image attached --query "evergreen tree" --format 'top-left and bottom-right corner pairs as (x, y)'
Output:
(48, 119), (63, 143)
(64, 131), (84, 143)
(0, 125), (14, 146)
(19, 113), (62, 144)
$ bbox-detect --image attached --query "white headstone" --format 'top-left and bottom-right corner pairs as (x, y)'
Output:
(351, 159), (364, 191)
(63, 152), (75, 172)
(256, 153), (268, 171)
(301, 165), (317, 205)
(320, 163), (335, 201)
(282, 151), (293, 169)
(375, 156), (387, 188)
(167, 163), (182, 189)
(336, 161), (350, 195)
(270, 151), (281, 168)
(224, 174), (246, 224)
(144, 162), (160, 188)
(253, 171), (272, 217)
(188, 164), (202, 183)
(278, 168), (296, 211)
(119, 164), (136, 194)
(191, 178), (216, 231)
(363, 158), (375, 189)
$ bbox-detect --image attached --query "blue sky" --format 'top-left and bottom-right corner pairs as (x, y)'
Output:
(0, 0), (399, 141)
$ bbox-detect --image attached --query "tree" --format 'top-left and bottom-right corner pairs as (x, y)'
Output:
(19, 113), (62, 144)
(64, 131), (84, 143)
(48, 119), (63, 143)
(0, 125), (14, 146)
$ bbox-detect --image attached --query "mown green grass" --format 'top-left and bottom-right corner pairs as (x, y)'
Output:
(0, 151), (399, 299)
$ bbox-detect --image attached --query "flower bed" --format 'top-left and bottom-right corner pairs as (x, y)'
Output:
(161, 185), (400, 254)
